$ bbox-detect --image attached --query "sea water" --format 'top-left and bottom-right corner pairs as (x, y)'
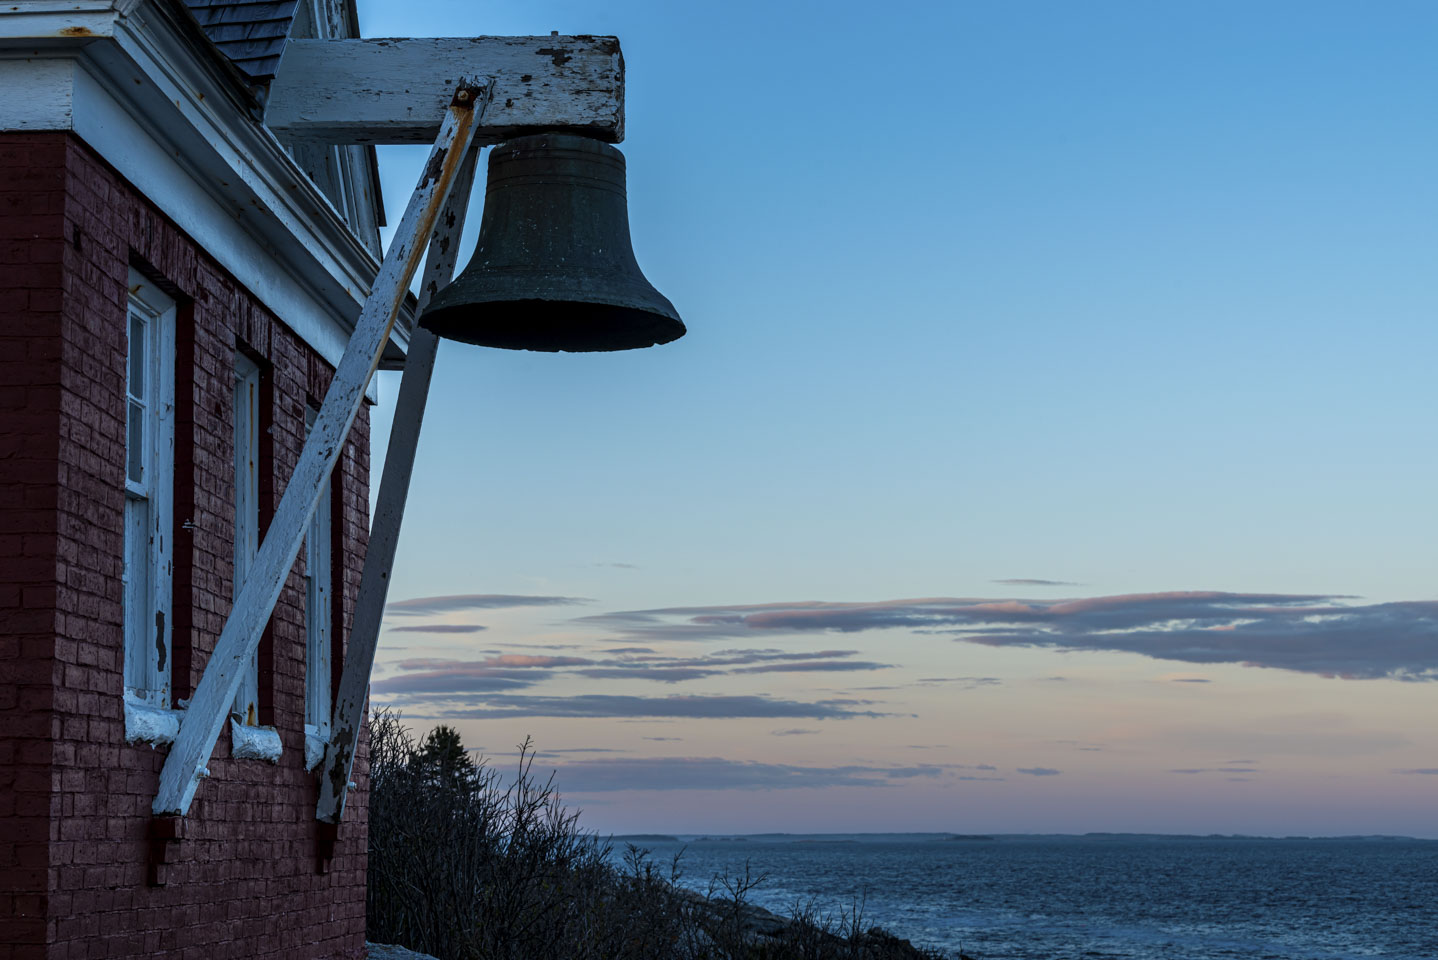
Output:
(611, 834), (1438, 959)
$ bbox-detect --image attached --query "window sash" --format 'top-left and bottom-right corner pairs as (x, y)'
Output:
(122, 496), (153, 697)
(304, 406), (332, 734)
(232, 353), (262, 724)
(122, 270), (174, 707)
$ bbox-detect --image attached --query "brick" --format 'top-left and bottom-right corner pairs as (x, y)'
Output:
(2, 132), (371, 959)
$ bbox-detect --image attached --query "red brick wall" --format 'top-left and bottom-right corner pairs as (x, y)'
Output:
(0, 133), (67, 960)
(0, 132), (372, 960)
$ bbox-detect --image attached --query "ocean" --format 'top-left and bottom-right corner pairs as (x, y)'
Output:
(610, 834), (1438, 960)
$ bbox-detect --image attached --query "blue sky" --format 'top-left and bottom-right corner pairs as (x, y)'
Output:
(356, 0), (1438, 836)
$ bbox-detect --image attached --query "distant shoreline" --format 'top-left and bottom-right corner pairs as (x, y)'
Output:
(610, 831), (1434, 843)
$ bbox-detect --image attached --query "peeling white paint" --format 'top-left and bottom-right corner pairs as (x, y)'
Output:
(230, 720), (283, 763)
(267, 37), (623, 144)
(125, 695), (182, 746)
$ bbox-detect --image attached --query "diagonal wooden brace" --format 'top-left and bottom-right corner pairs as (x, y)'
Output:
(152, 81), (493, 818)
(315, 142), (481, 827)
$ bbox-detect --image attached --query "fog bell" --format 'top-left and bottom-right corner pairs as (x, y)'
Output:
(418, 133), (685, 352)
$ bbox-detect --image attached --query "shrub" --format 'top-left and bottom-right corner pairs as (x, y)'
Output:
(366, 710), (947, 960)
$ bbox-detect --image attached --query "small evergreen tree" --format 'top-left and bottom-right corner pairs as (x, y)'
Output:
(416, 724), (474, 786)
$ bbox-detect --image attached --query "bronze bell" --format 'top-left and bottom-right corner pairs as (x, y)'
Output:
(418, 133), (685, 352)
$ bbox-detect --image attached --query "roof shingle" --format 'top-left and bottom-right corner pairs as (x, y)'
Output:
(185, 0), (300, 82)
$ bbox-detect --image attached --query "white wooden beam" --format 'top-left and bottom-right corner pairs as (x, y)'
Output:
(153, 82), (492, 818)
(315, 145), (479, 826)
(265, 36), (623, 145)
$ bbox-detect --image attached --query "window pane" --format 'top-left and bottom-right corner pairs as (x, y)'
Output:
(233, 356), (262, 723)
(128, 313), (145, 398)
(126, 401), (144, 485)
(304, 406), (331, 733)
(123, 496), (151, 697)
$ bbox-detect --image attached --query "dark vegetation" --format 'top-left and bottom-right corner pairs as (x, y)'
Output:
(366, 711), (949, 960)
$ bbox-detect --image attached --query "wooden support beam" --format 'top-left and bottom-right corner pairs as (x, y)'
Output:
(315, 145), (479, 826)
(152, 82), (492, 818)
(265, 36), (623, 145)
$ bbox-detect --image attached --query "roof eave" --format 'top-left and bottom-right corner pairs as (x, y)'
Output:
(0, 0), (412, 373)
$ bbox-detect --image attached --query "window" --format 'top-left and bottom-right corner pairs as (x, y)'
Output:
(304, 406), (333, 738)
(123, 268), (176, 707)
(232, 353), (261, 724)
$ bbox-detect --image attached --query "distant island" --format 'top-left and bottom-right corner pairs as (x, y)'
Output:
(606, 831), (1432, 846)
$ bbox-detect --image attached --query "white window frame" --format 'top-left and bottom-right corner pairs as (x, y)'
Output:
(304, 405), (333, 740)
(123, 267), (176, 708)
(232, 352), (262, 724)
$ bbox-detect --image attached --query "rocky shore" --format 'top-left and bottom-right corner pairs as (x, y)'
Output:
(367, 944), (440, 960)
(367, 892), (948, 960)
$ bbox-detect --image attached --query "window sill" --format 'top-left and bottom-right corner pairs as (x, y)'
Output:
(304, 726), (329, 771)
(124, 696), (183, 746)
(229, 718), (283, 763)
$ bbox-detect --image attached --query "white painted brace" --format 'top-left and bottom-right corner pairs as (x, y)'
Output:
(152, 83), (492, 817)
(315, 143), (481, 825)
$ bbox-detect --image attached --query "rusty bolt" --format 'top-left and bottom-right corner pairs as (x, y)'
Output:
(456, 89), (471, 102)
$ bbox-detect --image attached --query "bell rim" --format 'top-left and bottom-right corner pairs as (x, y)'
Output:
(423, 269), (681, 323)
(419, 297), (686, 353)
